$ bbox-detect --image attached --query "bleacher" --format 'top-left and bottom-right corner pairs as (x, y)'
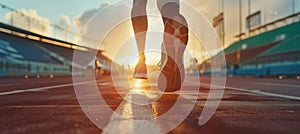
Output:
(201, 19), (300, 77)
(0, 32), (61, 64)
(0, 21), (115, 77)
(39, 42), (95, 66)
(258, 35), (300, 62)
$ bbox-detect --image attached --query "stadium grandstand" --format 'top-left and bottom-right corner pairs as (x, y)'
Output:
(200, 12), (300, 78)
(0, 22), (120, 77)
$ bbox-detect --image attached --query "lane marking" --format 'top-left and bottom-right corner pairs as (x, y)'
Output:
(103, 89), (160, 134)
(226, 86), (300, 101)
(7, 105), (81, 108)
(98, 82), (112, 86)
(0, 81), (56, 87)
(0, 81), (94, 96)
(246, 81), (300, 88)
(186, 81), (300, 101)
(0, 79), (74, 87)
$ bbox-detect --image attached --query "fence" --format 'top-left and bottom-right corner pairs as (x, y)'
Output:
(0, 59), (80, 77)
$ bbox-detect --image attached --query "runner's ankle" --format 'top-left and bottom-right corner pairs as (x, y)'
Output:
(138, 53), (146, 63)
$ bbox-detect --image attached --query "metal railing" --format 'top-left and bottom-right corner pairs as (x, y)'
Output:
(0, 59), (80, 77)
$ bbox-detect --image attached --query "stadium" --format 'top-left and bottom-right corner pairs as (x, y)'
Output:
(0, 1), (300, 134)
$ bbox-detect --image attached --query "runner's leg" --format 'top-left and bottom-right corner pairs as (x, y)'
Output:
(132, 0), (148, 79)
(158, 1), (189, 91)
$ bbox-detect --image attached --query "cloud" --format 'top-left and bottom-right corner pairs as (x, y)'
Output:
(4, 8), (50, 36)
(56, 14), (76, 42)
(73, 3), (111, 29)
(59, 14), (71, 30)
(184, 0), (219, 19)
(73, 1), (132, 51)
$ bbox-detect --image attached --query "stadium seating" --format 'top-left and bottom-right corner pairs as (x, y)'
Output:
(0, 32), (60, 64)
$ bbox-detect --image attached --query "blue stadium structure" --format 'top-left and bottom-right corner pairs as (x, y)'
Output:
(0, 22), (119, 77)
(200, 13), (300, 78)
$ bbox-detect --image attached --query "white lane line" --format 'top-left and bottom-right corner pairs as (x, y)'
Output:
(0, 81), (94, 96)
(103, 90), (160, 134)
(246, 81), (300, 88)
(186, 81), (300, 101)
(226, 86), (300, 101)
(0, 79), (75, 87)
(98, 82), (112, 86)
(7, 105), (81, 108)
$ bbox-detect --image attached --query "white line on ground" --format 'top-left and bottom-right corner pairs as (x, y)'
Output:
(0, 81), (94, 96)
(186, 81), (300, 101)
(98, 82), (112, 86)
(246, 81), (300, 88)
(226, 86), (300, 101)
(7, 105), (81, 108)
(102, 89), (160, 134)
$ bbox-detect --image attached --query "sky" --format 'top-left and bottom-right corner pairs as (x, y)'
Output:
(0, 0), (298, 65)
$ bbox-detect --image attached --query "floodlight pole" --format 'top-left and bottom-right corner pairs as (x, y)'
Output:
(248, 0), (251, 36)
(292, 0), (295, 14)
(238, 0), (242, 65)
(239, 0), (242, 41)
